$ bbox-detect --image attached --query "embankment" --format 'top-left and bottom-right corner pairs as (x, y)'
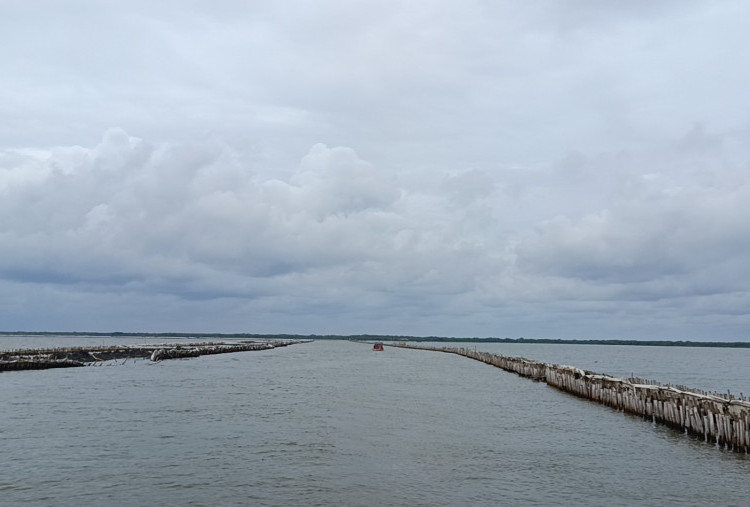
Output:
(0, 340), (306, 372)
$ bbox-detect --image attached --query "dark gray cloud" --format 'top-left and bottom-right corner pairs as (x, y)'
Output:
(1, 1), (749, 338)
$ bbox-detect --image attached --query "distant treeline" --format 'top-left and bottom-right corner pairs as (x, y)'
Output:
(1, 331), (749, 348)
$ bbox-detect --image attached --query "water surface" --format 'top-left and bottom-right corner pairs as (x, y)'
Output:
(1, 339), (748, 506)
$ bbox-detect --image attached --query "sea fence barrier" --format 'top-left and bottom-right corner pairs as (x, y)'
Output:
(0, 340), (307, 372)
(393, 343), (750, 453)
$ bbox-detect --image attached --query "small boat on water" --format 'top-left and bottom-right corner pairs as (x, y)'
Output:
(373, 342), (384, 351)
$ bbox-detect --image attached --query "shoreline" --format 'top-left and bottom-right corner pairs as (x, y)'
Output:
(2, 332), (749, 348)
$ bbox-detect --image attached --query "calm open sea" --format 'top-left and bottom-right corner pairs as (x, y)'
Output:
(2, 337), (749, 506)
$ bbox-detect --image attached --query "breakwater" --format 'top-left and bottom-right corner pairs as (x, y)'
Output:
(395, 344), (750, 453)
(0, 340), (306, 372)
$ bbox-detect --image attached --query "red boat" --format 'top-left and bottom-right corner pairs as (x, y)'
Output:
(373, 342), (384, 351)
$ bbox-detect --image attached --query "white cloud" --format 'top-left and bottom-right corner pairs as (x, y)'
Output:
(1, 2), (750, 338)
(2, 124), (748, 338)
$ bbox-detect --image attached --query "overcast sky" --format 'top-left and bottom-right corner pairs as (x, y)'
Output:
(2, 1), (750, 339)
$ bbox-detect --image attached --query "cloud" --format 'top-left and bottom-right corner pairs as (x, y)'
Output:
(1, 2), (750, 338)
(1, 124), (749, 338)
(0, 128), (504, 331)
(0, 129), (405, 293)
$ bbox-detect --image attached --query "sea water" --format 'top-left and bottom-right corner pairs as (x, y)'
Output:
(1, 338), (749, 506)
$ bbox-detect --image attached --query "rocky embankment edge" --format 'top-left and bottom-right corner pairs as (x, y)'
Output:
(0, 340), (308, 372)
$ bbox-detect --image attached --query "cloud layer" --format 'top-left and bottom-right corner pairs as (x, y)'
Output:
(3, 125), (750, 338)
(2, 1), (750, 338)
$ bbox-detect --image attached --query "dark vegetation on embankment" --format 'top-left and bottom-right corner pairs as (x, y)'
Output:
(2, 331), (749, 348)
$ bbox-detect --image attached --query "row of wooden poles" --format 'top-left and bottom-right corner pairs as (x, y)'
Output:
(394, 344), (750, 453)
(0, 340), (306, 372)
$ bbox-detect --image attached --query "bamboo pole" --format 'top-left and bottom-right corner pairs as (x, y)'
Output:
(0, 340), (308, 372)
(394, 343), (750, 453)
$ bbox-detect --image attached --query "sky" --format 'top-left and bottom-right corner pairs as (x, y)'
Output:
(2, 1), (750, 339)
